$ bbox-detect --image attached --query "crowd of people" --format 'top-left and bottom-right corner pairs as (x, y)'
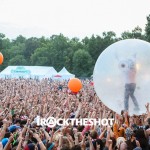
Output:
(0, 78), (150, 150)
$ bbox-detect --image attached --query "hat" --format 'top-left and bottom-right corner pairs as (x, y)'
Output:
(116, 137), (126, 148)
(8, 125), (21, 132)
(125, 128), (133, 140)
(24, 143), (35, 150)
(1, 138), (9, 148)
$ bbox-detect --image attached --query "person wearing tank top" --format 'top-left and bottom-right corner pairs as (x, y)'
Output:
(117, 54), (140, 111)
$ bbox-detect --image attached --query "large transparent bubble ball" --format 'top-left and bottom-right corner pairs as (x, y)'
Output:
(93, 39), (150, 115)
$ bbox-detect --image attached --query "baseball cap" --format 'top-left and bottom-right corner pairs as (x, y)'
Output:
(8, 125), (21, 133)
(125, 128), (133, 140)
(1, 138), (9, 148)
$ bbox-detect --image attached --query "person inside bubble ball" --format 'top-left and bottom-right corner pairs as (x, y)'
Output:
(117, 53), (140, 112)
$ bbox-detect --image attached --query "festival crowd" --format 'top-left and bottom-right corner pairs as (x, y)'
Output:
(0, 78), (150, 150)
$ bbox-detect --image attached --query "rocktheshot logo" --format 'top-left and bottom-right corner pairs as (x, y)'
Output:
(36, 117), (114, 128)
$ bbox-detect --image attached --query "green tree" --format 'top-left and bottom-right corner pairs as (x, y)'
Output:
(48, 34), (70, 71)
(31, 47), (49, 66)
(8, 43), (25, 58)
(8, 55), (27, 65)
(72, 49), (93, 77)
(0, 34), (11, 71)
(121, 31), (133, 39)
(132, 26), (144, 39)
(23, 37), (40, 63)
(145, 14), (150, 42)
(64, 37), (83, 72)
(121, 26), (145, 40)
(83, 32), (117, 68)
(12, 35), (26, 45)
(0, 33), (5, 49)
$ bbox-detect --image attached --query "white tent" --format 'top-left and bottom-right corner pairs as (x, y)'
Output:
(53, 67), (75, 80)
(44, 67), (58, 79)
(0, 66), (57, 79)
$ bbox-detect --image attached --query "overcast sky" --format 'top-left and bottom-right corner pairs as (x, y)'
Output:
(0, 0), (150, 39)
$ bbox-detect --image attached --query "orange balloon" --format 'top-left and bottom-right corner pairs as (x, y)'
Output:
(68, 78), (82, 93)
(0, 52), (3, 65)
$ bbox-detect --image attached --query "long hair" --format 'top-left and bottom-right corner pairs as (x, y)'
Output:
(135, 128), (149, 149)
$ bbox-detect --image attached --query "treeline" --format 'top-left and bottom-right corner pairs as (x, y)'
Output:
(0, 15), (150, 77)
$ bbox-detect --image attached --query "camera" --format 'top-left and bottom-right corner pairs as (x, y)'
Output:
(85, 131), (90, 137)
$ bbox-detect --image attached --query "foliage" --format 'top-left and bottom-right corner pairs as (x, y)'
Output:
(73, 49), (93, 77)
(145, 14), (150, 42)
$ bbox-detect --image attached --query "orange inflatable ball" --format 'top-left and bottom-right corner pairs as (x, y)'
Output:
(68, 78), (82, 93)
(0, 52), (3, 65)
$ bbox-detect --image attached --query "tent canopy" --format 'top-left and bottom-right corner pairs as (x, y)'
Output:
(53, 67), (75, 80)
(0, 66), (57, 79)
